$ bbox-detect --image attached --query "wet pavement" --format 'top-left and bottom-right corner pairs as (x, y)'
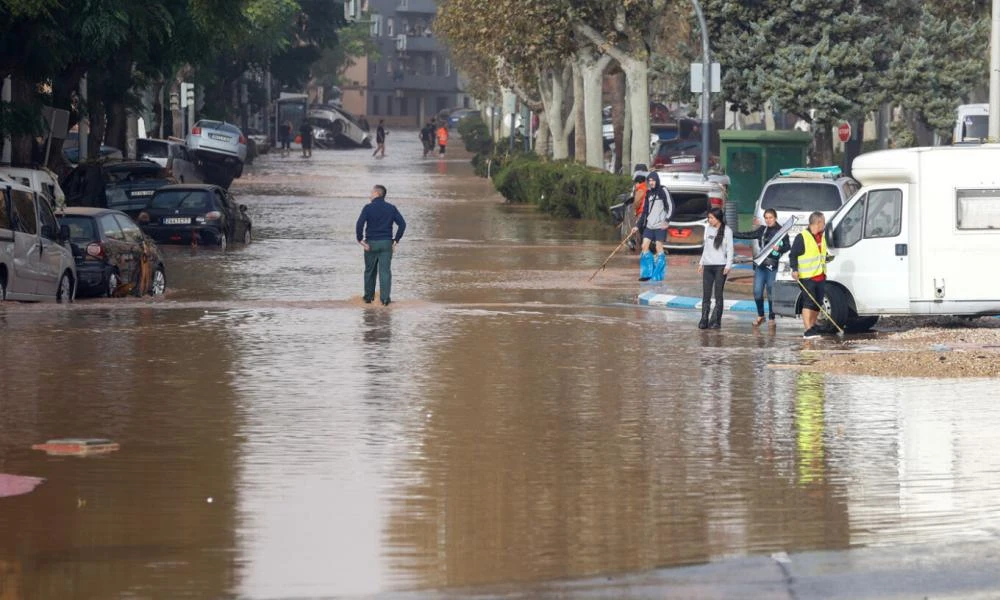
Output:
(2, 135), (1000, 599)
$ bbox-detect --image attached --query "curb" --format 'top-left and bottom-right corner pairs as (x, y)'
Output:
(638, 290), (769, 314)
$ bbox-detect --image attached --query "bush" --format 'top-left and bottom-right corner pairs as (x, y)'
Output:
(457, 114), (492, 154)
(493, 158), (630, 222)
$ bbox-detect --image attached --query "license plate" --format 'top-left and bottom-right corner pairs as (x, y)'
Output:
(162, 217), (190, 225)
(130, 190), (154, 197)
(673, 155), (696, 164)
(209, 133), (230, 142)
(669, 228), (691, 238)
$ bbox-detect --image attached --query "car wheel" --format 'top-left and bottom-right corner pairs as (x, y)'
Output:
(818, 285), (850, 333)
(243, 227), (251, 245)
(56, 272), (74, 304)
(218, 233), (228, 251)
(150, 266), (166, 296)
(106, 270), (120, 298)
(235, 163), (243, 178)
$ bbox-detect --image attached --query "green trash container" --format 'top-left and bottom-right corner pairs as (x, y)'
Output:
(719, 130), (813, 219)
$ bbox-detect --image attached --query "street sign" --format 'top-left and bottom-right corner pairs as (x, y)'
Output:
(690, 63), (721, 94)
(838, 122), (852, 143)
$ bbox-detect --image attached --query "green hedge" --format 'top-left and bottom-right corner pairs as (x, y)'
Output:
(457, 114), (492, 154)
(493, 156), (631, 222)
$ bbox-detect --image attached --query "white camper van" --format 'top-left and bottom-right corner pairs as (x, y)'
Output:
(772, 145), (1000, 331)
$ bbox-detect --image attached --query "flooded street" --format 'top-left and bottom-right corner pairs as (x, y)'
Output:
(3, 135), (1000, 598)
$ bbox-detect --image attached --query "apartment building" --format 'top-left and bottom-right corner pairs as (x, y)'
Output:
(341, 0), (467, 129)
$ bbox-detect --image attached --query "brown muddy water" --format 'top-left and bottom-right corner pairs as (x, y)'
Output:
(2, 136), (1000, 599)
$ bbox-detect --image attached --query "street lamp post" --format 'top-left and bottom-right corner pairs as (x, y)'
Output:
(990, 0), (1000, 140)
(691, 0), (711, 178)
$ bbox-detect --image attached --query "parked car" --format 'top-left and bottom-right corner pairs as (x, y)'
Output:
(0, 180), (76, 302)
(186, 120), (247, 176)
(62, 144), (123, 166)
(653, 170), (730, 250)
(137, 138), (200, 183)
(57, 207), (166, 298)
(447, 108), (479, 129)
(752, 166), (860, 256)
(0, 167), (66, 209)
(61, 160), (175, 218)
(137, 184), (252, 250)
(651, 138), (719, 170)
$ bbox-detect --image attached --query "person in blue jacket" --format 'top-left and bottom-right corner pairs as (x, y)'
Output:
(356, 184), (406, 305)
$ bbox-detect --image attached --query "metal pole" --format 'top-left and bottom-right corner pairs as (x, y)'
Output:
(691, 0), (710, 178)
(990, 0), (1000, 140)
(80, 73), (89, 161)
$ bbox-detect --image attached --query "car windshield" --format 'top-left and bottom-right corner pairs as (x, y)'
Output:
(59, 215), (98, 243)
(136, 140), (168, 158)
(960, 115), (989, 142)
(197, 120), (223, 130)
(150, 190), (215, 211)
(761, 182), (842, 212)
(106, 165), (166, 184)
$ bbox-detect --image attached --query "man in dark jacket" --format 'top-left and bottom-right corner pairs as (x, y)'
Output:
(356, 184), (406, 305)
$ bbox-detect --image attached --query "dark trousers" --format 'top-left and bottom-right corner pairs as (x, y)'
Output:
(701, 265), (727, 324)
(364, 239), (393, 303)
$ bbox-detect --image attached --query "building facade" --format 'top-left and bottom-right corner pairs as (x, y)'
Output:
(341, 0), (467, 129)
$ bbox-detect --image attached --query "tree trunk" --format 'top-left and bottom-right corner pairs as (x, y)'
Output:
(539, 63), (577, 160)
(88, 98), (106, 158)
(623, 88), (632, 173)
(621, 56), (650, 171)
(573, 62), (585, 163)
(9, 77), (35, 166)
(106, 100), (127, 154)
(579, 52), (612, 169)
(536, 115), (550, 157)
(611, 70), (625, 173)
(813, 123), (834, 166)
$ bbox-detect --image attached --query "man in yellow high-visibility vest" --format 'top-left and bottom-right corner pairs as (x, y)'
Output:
(789, 211), (827, 339)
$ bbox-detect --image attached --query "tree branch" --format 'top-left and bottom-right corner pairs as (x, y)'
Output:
(575, 23), (630, 66)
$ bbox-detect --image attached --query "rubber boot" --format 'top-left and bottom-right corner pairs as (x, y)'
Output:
(698, 303), (710, 329)
(651, 253), (666, 281)
(639, 251), (653, 281)
(709, 303), (723, 329)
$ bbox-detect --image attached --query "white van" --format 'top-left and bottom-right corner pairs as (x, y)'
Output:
(771, 145), (1000, 331)
(0, 166), (66, 209)
(653, 170), (729, 250)
(953, 104), (988, 144)
(0, 181), (76, 302)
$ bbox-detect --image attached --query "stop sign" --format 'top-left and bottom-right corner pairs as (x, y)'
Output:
(837, 122), (852, 143)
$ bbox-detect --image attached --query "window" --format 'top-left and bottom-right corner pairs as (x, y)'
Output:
(864, 189), (902, 238)
(11, 190), (36, 235)
(387, 17), (394, 37)
(445, 58), (452, 77)
(430, 56), (438, 76)
(0, 193), (10, 230)
(956, 188), (1000, 230)
(114, 214), (144, 243)
(436, 96), (448, 113)
(38, 200), (59, 240)
(832, 194), (866, 248)
(99, 214), (125, 241)
(372, 95), (380, 115)
(59, 216), (98, 243)
(399, 97), (408, 116)
(370, 14), (382, 37)
(761, 182), (842, 212)
(386, 96), (393, 116)
(137, 139), (168, 159)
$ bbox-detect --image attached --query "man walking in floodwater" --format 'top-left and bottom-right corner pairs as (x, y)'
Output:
(356, 184), (406, 306)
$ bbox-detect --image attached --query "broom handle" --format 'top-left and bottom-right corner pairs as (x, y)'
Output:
(795, 276), (844, 334)
(588, 230), (636, 281)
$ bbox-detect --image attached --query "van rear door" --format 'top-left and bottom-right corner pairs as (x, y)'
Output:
(828, 186), (909, 313)
(10, 188), (41, 296)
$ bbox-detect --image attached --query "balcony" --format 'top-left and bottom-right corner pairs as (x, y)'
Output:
(394, 34), (438, 53)
(396, 0), (436, 14)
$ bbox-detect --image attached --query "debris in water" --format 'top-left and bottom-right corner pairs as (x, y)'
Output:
(0, 474), (45, 498)
(31, 438), (120, 456)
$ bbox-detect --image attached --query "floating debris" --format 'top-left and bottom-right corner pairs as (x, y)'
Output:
(31, 438), (120, 456)
(0, 474), (45, 498)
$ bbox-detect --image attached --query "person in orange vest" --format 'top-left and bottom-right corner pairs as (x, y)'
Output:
(436, 122), (449, 156)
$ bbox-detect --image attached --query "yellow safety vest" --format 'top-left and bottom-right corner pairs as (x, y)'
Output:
(797, 230), (827, 279)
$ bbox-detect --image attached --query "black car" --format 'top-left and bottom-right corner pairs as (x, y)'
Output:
(57, 207), (167, 298)
(138, 184), (252, 250)
(61, 160), (176, 217)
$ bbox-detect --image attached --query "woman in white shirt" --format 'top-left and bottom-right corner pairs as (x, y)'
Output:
(697, 207), (734, 329)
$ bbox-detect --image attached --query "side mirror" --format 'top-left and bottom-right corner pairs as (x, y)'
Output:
(59, 224), (70, 242)
(239, 204), (248, 212)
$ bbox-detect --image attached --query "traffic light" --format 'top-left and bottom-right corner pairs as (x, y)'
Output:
(180, 82), (194, 108)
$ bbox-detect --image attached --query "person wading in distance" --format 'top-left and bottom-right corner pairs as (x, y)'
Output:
(356, 184), (406, 306)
